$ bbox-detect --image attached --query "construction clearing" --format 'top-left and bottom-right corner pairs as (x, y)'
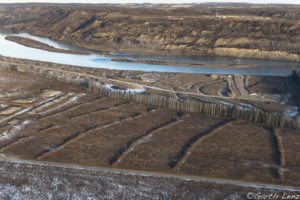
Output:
(0, 65), (299, 198)
(0, 3), (299, 198)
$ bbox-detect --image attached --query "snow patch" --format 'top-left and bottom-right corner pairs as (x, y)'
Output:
(104, 84), (145, 94)
(38, 94), (83, 116)
(0, 120), (31, 141)
(284, 106), (299, 118)
(236, 103), (256, 111)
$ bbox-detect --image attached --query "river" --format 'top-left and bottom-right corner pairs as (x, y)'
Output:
(0, 32), (298, 76)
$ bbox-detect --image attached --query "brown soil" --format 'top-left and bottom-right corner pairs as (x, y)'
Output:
(0, 68), (299, 190)
(1, 56), (299, 118)
(1, 4), (300, 61)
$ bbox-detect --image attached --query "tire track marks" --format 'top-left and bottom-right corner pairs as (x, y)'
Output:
(227, 75), (241, 97)
(198, 80), (226, 95)
(0, 124), (56, 152)
(37, 93), (85, 116)
(265, 127), (286, 181)
(109, 112), (184, 167)
(38, 96), (104, 120)
(35, 112), (149, 160)
(169, 118), (233, 169)
(0, 93), (65, 126)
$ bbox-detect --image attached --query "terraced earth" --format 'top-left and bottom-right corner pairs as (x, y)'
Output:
(0, 67), (299, 193)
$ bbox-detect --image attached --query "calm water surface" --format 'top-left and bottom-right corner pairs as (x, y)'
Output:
(0, 32), (298, 76)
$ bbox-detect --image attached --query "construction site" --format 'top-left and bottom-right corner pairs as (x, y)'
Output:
(0, 2), (299, 199)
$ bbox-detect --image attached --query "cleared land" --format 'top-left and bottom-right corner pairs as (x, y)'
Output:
(0, 3), (299, 199)
(1, 56), (299, 128)
(0, 67), (299, 193)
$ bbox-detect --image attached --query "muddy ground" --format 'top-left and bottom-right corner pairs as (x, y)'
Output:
(0, 67), (299, 194)
(0, 3), (300, 60)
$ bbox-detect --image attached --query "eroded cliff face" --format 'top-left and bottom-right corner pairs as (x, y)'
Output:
(0, 4), (300, 61)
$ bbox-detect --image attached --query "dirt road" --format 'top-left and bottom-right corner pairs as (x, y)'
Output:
(0, 156), (299, 199)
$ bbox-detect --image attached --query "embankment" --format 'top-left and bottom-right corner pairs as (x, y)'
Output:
(1, 4), (300, 61)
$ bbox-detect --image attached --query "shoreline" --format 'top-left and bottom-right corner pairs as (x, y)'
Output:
(5, 35), (88, 55)
(55, 37), (300, 62)
(2, 29), (299, 65)
(10, 30), (298, 63)
(1, 32), (298, 73)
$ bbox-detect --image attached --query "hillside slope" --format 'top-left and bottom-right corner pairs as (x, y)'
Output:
(0, 4), (300, 61)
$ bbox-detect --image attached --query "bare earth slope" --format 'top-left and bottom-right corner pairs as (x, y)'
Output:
(0, 3), (300, 61)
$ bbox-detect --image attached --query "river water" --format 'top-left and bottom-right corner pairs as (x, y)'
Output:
(0, 32), (298, 76)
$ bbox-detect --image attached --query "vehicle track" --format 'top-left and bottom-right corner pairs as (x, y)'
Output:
(265, 127), (286, 181)
(1, 156), (300, 193)
(32, 93), (69, 113)
(169, 119), (233, 169)
(0, 125), (57, 151)
(35, 111), (151, 160)
(243, 75), (252, 94)
(37, 124), (55, 132)
(109, 115), (182, 166)
(227, 75), (241, 97)
(34, 130), (81, 158)
(1, 61), (278, 102)
(0, 92), (65, 126)
(197, 80), (226, 95)
(37, 94), (84, 116)
(37, 96), (104, 120)
(0, 136), (33, 152)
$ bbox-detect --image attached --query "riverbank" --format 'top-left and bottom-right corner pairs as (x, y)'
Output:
(1, 4), (299, 61)
(5, 36), (87, 55)
(0, 32), (298, 76)
(76, 41), (300, 62)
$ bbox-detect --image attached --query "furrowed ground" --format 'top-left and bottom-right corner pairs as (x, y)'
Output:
(0, 3), (300, 199)
(0, 68), (299, 190)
